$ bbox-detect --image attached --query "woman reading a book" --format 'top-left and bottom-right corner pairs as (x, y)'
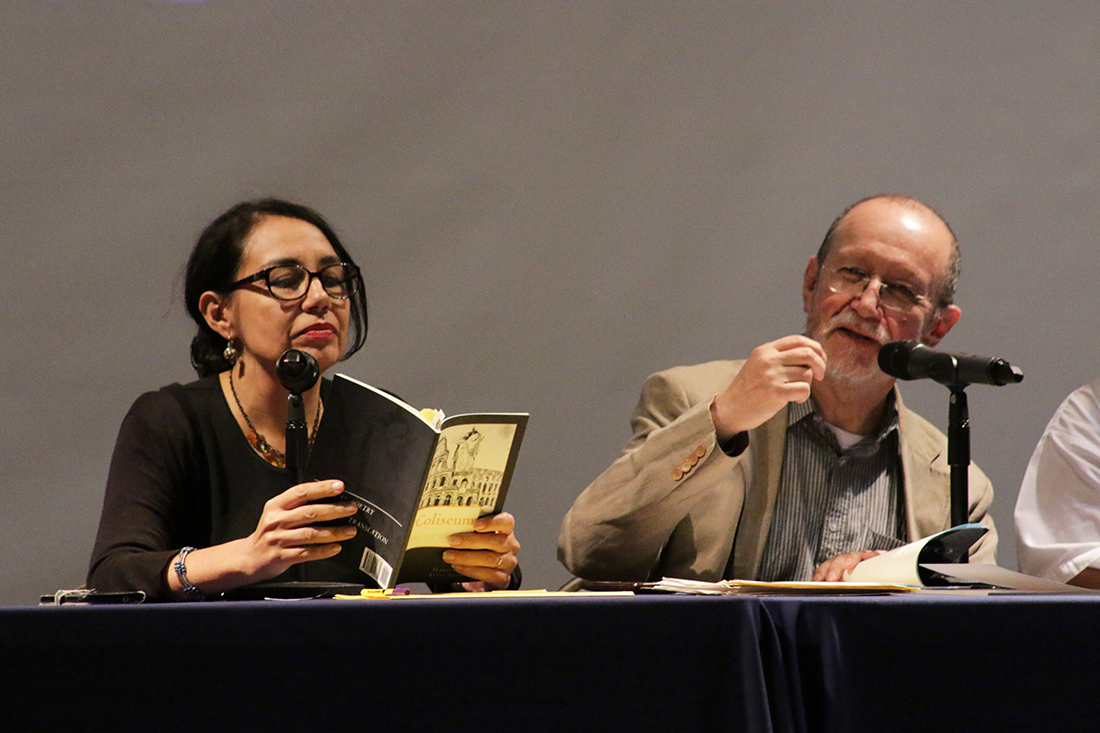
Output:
(87, 199), (521, 601)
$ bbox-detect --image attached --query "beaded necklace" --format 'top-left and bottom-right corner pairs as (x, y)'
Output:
(229, 369), (321, 468)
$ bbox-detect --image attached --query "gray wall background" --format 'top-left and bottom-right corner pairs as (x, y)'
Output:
(3, 1), (1098, 604)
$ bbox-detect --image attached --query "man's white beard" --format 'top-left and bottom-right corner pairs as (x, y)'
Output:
(808, 309), (894, 384)
(825, 351), (886, 383)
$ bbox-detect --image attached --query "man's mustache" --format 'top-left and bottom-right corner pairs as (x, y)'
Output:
(827, 310), (890, 345)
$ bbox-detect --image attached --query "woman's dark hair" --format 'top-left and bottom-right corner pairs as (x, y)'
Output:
(185, 199), (369, 377)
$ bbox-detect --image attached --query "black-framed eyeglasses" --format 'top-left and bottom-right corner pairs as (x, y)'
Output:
(821, 265), (932, 314)
(229, 262), (360, 301)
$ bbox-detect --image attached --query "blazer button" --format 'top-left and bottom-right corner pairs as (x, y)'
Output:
(680, 459), (693, 473)
(694, 445), (706, 459)
(672, 467), (684, 480)
(688, 454), (699, 467)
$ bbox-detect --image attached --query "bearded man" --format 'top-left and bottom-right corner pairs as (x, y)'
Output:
(559, 194), (996, 583)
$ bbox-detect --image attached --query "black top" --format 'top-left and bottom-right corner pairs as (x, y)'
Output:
(88, 375), (521, 600)
(87, 376), (361, 600)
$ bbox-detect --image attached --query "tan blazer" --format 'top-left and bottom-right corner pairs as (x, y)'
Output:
(558, 359), (997, 581)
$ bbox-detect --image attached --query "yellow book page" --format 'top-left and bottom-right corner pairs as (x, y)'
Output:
(418, 408), (444, 429)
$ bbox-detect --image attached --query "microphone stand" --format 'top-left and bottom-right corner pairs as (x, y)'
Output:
(276, 349), (320, 583)
(286, 392), (308, 584)
(285, 392), (307, 487)
(284, 392), (310, 583)
(947, 386), (970, 531)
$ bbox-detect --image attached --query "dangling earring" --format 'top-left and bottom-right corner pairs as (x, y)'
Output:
(223, 338), (240, 365)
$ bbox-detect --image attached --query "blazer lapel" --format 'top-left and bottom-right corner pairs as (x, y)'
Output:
(730, 405), (788, 579)
(897, 392), (952, 540)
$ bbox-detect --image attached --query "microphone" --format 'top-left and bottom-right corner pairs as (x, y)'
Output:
(276, 349), (320, 395)
(875, 338), (1020, 385)
(276, 349), (320, 483)
(878, 341), (1023, 387)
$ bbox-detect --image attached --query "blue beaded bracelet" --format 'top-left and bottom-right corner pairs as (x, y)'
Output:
(173, 546), (205, 601)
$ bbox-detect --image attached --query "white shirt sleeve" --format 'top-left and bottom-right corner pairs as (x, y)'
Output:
(1015, 378), (1100, 582)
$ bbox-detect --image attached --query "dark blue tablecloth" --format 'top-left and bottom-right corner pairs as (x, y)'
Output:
(1, 594), (773, 732)
(763, 593), (1100, 733)
(4, 593), (1098, 732)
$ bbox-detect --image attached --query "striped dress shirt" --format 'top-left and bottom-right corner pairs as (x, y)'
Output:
(755, 397), (907, 582)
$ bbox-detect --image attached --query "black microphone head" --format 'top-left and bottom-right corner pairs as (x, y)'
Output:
(989, 360), (1025, 385)
(276, 349), (320, 395)
(878, 340), (921, 379)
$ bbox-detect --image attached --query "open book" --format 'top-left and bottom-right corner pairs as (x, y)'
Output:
(306, 374), (527, 588)
(643, 577), (918, 595)
(643, 525), (1095, 595)
(642, 525), (990, 596)
(842, 523), (988, 586)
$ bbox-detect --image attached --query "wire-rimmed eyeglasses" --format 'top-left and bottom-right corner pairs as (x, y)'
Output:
(821, 265), (932, 314)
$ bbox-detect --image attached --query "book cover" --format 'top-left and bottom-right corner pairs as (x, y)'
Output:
(306, 374), (527, 588)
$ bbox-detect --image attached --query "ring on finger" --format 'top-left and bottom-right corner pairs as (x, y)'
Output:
(494, 553), (504, 569)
